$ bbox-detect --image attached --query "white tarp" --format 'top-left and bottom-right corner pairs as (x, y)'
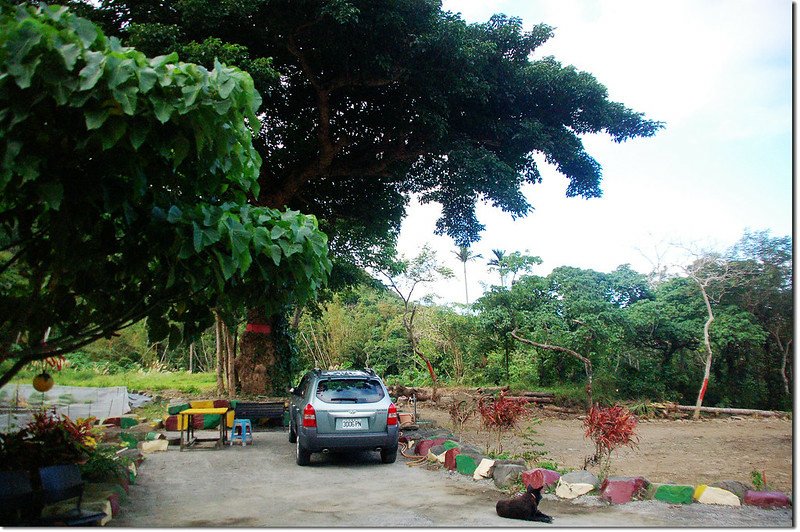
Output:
(0, 384), (129, 432)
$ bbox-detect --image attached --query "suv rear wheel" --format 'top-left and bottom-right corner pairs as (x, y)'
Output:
(296, 437), (311, 466)
(380, 447), (397, 464)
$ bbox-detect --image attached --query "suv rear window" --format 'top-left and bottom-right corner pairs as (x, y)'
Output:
(315, 378), (385, 404)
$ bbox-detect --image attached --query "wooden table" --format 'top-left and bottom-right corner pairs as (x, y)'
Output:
(178, 408), (231, 451)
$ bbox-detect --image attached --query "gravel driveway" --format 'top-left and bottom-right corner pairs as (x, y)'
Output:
(109, 430), (792, 527)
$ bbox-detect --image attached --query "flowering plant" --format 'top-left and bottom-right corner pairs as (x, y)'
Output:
(0, 412), (101, 472)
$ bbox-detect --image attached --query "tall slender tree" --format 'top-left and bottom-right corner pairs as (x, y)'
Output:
(452, 246), (482, 304)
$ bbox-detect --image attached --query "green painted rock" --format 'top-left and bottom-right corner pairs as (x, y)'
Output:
(654, 484), (695, 504)
(443, 440), (460, 450)
(455, 454), (478, 476)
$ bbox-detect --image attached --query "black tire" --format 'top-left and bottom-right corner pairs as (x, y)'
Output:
(288, 419), (297, 443)
(380, 447), (397, 464)
(296, 437), (311, 466)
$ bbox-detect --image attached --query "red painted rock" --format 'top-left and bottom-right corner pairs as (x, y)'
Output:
(744, 491), (791, 508)
(523, 468), (561, 490)
(600, 477), (650, 504)
(213, 399), (230, 408)
(414, 438), (446, 457)
(117, 474), (130, 494)
(444, 448), (461, 471)
(103, 417), (122, 427)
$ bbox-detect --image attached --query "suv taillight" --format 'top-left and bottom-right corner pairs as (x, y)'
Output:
(387, 403), (398, 426)
(302, 404), (317, 428)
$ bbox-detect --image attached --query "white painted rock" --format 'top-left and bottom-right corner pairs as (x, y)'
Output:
(473, 458), (495, 480)
(427, 449), (439, 462)
(436, 451), (447, 464)
(138, 439), (169, 453)
(694, 485), (741, 506)
(556, 479), (596, 499)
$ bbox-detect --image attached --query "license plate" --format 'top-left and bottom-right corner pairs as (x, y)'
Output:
(336, 418), (367, 430)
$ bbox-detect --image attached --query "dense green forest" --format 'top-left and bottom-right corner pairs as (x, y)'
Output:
(29, 229), (791, 412)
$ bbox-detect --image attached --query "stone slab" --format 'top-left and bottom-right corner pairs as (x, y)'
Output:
(138, 439), (169, 453)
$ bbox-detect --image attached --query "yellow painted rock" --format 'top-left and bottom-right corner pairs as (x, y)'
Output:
(694, 485), (741, 506)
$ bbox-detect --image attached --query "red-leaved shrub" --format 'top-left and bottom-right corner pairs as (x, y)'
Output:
(583, 404), (639, 477)
(478, 391), (529, 452)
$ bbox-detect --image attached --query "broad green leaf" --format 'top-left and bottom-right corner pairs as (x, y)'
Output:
(57, 42), (80, 70)
(269, 244), (282, 266)
(68, 15), (98, 47)
(152, 98), (173, 123)
(138, 67), (158, 93)
(84, 108), (110, 130)
(78, 50), (105, 90)
(129, 121), (150, 150)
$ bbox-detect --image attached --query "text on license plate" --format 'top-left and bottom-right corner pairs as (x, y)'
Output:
(337, 418), (367, 430)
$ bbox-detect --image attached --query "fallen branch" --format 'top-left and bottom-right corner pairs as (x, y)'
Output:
(652, 402), (788, 418)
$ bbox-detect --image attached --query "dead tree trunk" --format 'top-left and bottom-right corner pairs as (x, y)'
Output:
(510, 329), (593, 411)
(188, 342), (194, 373)
(693, 282), (715, 419)
(771, 327), (792, 396)
(225, 322), (236, 398)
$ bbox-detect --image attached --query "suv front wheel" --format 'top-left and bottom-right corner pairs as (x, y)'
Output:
(296, 437), (311, 466)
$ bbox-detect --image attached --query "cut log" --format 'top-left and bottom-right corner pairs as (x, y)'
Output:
(520, 391), (556, 398)
(667, 404), (787, 418)
(505, 396), (553, 404)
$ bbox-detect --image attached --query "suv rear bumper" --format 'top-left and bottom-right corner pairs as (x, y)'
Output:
(299, 426), (399, 452)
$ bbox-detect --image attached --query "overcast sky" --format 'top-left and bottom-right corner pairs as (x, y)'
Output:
(394, 0), (793, 305)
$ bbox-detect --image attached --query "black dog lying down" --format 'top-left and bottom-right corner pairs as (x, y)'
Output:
(496, 485), (553, 523)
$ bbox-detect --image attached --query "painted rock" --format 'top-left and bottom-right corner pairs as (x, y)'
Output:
(600, 477), (650, 504)
(693, 485), (741, 506)
(107, 493), (121, 517)
(653, 484), (695, 504)
(473, 458), (495, 480)
(414, 438), (446, 457)
(456, 454), (478, 476)
(522, 468), (561, 490)
(443, 440), (460, 451)
(744, 491), (792, 508)
(444, 448), (461, 470)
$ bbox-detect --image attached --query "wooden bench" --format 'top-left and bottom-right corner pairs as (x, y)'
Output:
(233, 401), (285, 428)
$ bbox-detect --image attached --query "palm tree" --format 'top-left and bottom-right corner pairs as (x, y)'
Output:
(487, 249), (506, 287)
(453, 246), (482, 304)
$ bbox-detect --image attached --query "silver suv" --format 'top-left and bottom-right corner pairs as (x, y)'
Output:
(288, 369), (399, 466)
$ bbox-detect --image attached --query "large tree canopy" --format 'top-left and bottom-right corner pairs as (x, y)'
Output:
(68, 0), (663, 249)
(0, 3), (332, 386)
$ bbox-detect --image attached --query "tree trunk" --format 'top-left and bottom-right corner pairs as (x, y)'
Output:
(214, 313), (225, 395)
(188, 342), (194, 373)
(771, 328), (791, 396)
(225, 323), (236, 397)
(462, 262), (469, 305)
(693, 286), (715, 419)
(236, 307), (277, 395)
(510, 329), (593, 411)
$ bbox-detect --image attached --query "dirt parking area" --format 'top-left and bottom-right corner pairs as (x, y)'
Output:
(109, 427), (792, 527)
(414, 403), (793, 492)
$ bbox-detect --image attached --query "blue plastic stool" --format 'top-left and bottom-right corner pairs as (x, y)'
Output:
(229, 419), (253, 446)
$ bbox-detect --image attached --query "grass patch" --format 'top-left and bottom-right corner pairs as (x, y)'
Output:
(6, 366), (217, 395)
